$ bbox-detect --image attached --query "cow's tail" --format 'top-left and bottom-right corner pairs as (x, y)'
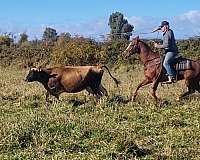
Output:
(101, 65), (120, 87)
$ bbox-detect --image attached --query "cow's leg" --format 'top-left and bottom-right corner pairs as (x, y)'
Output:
(54, 94), (59, 100)
(86, 87), (94, 96)
(46, 91), (59, 101)
(130, 78), (152, 101)
(45, 91), (51, 110)
(45, 91), (50, 102)
(95, 89), (104, 98)
(89, 85), (102, 100)
(99, 84), (108, 96)
(87, 84), (107, 96)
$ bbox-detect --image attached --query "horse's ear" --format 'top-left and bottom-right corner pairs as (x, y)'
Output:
(132, 36), (139, 42)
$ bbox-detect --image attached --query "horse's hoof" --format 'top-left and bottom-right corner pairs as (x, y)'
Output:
(130, 97), (136, 102)
(128, 96), (134, 102)
(155, 97), (161, 102)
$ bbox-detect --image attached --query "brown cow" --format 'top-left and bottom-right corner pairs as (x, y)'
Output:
(25, 65), (119, 101)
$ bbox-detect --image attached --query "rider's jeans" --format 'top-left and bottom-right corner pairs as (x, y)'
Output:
(163, 52), (177, 78)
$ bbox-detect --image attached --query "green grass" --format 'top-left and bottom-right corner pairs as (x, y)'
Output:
(0, 65), (200, 159)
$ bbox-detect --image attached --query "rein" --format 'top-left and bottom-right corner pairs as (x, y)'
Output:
(144, 57), (161, 67)
(137, 41), (161, 67)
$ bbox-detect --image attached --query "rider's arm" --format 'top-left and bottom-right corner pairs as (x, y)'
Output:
(155, 31), (171, 49)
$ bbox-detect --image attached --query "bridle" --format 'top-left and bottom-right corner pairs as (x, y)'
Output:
(132, 42), (140, 54)
(124, 40), (140, 57)
(124, 39), (161, 67)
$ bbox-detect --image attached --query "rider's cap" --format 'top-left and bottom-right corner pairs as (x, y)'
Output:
(159, 21), (169, 27)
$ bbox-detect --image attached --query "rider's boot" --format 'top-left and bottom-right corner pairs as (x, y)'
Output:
(165, 76), (176, 84)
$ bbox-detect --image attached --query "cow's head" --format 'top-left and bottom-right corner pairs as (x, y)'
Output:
(25, 67), (57, 82)
(25, 68), (41, 82)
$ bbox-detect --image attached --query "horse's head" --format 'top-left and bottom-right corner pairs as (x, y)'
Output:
(122, 36), (140, 59)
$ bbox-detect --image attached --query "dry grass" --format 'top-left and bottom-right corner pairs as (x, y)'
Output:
(0, 65), (200, 159)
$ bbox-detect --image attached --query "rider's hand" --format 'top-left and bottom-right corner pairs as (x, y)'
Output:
(152, 27), (161, 33)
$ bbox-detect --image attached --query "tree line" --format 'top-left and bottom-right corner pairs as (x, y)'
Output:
(0, 12), (199, 68)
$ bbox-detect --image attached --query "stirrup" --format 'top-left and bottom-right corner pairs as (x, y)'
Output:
(163, 77), (176, 84)
(162, 81), (172, 84)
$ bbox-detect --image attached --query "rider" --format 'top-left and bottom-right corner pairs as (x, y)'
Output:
(153, 20), (178, 83)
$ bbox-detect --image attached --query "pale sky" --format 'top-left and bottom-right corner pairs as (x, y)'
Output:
(0, 0), (200, 40)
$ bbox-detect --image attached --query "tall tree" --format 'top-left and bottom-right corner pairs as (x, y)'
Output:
(19, 32), (28, 44)
(108, 12), (134, 41)
(42, 27), (57, 42)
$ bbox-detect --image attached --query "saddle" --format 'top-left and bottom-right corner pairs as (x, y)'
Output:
(173, 55), (192, 71)
(161, 55), (192, 78)
(161, 55), (192, 70)
(145, 55), (192, 73)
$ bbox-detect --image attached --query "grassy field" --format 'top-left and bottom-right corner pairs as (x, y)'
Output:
(0, 65), (200, 159)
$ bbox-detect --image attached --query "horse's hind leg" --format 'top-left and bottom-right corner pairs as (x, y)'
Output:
(177, 80), (195, 100)
(194, 81), (200, 93)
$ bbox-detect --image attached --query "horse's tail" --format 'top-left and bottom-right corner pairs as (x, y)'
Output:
(101, 65), (120, 87)
(196, 60), (200, 80)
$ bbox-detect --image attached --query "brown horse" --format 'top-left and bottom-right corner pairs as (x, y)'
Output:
(122, 36), (200, 101)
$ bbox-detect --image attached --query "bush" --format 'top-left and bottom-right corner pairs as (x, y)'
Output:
(1, 36), (200, 68)
(0, 43), (52, 68)
(51, 37), (104, 65)
(0, 35), (13, 46)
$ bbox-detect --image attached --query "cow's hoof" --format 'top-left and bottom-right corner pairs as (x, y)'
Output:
(176, 96), (181, 101)
(157, 100), (169, 108)
(128, 97), (135, 102)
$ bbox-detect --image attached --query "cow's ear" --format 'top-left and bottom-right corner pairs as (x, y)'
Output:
(31, 68), (38, 71)
(38, 66), (42, 72)
(31, 67), (41, 72)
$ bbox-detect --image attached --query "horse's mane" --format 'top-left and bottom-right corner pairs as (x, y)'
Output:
(138, 40), (160, 57)
(138, 40), (151, 49)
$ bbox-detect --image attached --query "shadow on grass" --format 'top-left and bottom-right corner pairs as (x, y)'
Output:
(68, 99), (86, 107)
(108, 141), (151, 159)
(108, 94), (129, 104)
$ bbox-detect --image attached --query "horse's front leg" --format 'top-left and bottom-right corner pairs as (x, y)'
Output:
(130, 78), (152, 101)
